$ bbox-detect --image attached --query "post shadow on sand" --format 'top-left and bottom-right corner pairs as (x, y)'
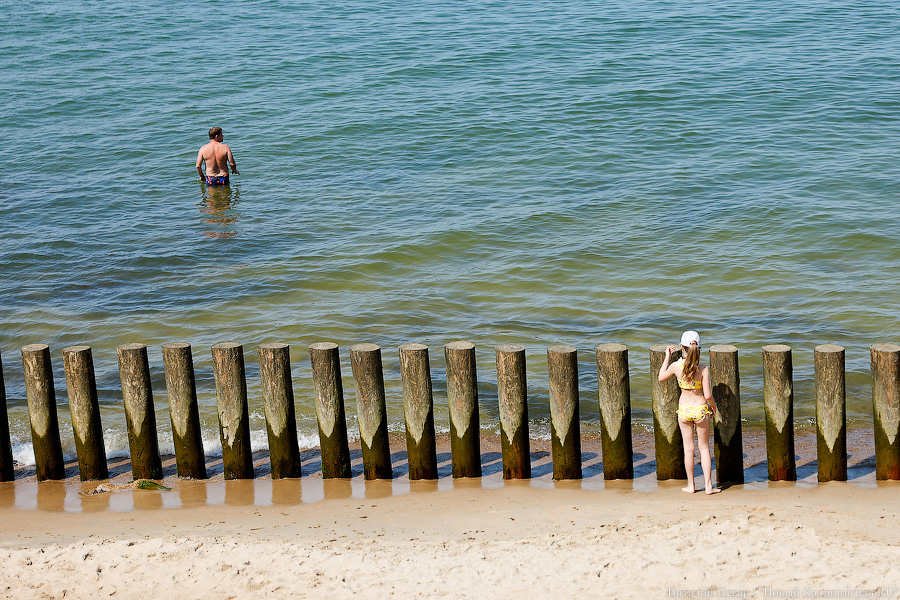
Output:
(849, 455), (876, 480)
(529, 450), (553, 478)
(796, 459), (818, 481)
(390, 450), (409, 479)
(160, 459), (181, 480)
(480, 451), (503, 477)
(203, 456), (226, 479)
(579, 451), (602, 479)
(62, 459), (80, 481)
(348, 448), (365, 478)
(436, 451), (453, 479)
(300, 448), (322, 475)
(788, 456), (877, 483)
(106, 457), (134, 479)
(743, 455), (770, 484)
(631, 452), (655, 479)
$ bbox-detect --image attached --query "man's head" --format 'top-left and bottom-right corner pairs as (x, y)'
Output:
(209, 126), (223, 140)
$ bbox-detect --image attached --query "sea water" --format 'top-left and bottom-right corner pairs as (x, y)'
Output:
(2, 0), (900, 464)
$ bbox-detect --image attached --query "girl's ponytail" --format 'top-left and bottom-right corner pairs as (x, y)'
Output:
(682, 343), (700, 382)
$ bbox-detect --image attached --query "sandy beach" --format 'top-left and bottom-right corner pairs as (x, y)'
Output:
(0, 431), (898, 599)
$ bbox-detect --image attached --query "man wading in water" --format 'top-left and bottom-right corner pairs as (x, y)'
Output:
(196, 127), (239, 185)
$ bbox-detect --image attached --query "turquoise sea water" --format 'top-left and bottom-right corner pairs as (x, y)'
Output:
(2, 0), (900, 464)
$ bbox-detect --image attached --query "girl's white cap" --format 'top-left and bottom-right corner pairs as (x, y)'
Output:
(680, 330), (701, 347)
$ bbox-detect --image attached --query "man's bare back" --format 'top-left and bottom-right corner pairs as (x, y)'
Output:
(196, 127), (239, 184)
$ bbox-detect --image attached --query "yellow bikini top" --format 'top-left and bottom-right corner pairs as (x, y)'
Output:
(676, 358), (703, 390)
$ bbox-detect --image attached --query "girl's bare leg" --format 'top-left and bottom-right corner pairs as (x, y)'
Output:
(695, 417), (720, 494)
(677, 418), (696, 493)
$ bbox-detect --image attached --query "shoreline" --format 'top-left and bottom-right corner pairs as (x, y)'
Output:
(0, 425), (881, 509)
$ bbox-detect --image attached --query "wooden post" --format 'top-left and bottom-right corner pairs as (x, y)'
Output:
(547, 345), (581, 480)
(309, 342), (351, 478)
(211, 342), (255, 480)
(496, 344), (530, 479)
(349, 343), (392, 480)
(815, 344), (847, 482)
(62, 346), (108, 481)
(596, 343), (633, 480)
(117, 343), (163, 480)
(258, 342), (301, 479)
(709, 344), (744, 484)
(649, 344), (686, 480)
(161, 343), (207, 479)
(21, 344), (65, 481)
(0, 350), (14, 481)
(399, 344), (438, 480)
(762, 344), (796, 481)
(870, 343), (900, 480)
(444, 341), (481, 478)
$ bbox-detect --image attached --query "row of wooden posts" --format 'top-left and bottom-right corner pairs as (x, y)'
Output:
(1, 341), (900, 485)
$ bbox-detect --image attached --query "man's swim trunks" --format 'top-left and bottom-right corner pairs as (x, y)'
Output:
(206, 174), (230, 186)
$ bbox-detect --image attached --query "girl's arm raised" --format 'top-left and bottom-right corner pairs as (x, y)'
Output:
(658, 345), (678, 382)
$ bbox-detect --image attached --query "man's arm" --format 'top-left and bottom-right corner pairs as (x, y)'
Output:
(226, 147), (239, 175)
(196, 149), (205, 179)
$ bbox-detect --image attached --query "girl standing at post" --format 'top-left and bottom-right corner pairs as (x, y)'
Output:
(657, 330), (720, 494)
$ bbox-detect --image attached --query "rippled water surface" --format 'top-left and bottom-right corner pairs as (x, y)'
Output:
(2, 0), (900, 462)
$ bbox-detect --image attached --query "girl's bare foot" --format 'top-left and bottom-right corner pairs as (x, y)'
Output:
(705, 487), (721, 495)
(682, 485), (695, 493)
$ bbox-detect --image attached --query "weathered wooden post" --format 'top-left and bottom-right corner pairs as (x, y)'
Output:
(762, 344), (796, 481)
(596, 343), (633, 480)
(815, 344), (847, 482)
(258, 342), (301, 479)
(21, 344), (65, 481)
(211, 342), (255, 480)
(709, 344), (744, 484)
(0, 350), (15, 481)
(161, 343), (207, 479)
(547, 345), (581, 480)
(349, 343), (392, 480)
(399, 344), (438, 480)
(496, 344), (530, 479)
(649, 344), (686, 480)
(117, 343), (163, 480)
(444, 341), (481, 478)
(62, 346), (108, 481)
(870, 343), (900, 480)
(309, 342), (351, 478)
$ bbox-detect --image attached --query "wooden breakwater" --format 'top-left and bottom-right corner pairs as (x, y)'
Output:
(1, 341), (899, 484)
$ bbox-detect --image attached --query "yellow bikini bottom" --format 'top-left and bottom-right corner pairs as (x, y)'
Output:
(677, 404), (712, 423)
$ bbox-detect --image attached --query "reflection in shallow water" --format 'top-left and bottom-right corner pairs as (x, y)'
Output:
(0, 468), (888, 513)
(271, 479), (302, 505)
(133, 490), (164, 511)
(197, 183), (241, 239)
(224, 480), (256, 506)
(178, 481), (208, 507)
